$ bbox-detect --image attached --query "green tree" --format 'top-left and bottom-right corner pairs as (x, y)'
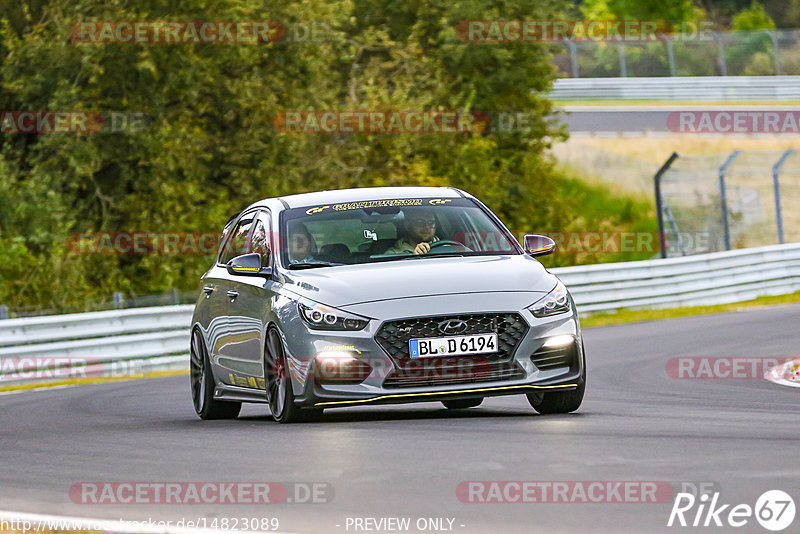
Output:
(731, 2), (776, 29)
(0, 0), (573, 313)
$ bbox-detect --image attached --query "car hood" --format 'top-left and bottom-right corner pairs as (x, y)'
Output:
(279, 255), (556, 311)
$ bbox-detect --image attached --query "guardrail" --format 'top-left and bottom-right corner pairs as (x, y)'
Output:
(1, 243), (798, 383)
(0, 306), (194, 385)
(554, 243), (800, 313)
(550, 76), (800, 101)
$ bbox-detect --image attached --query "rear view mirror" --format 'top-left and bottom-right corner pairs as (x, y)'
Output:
(227, 253), (272, 277)
(523, 235), (556, 257)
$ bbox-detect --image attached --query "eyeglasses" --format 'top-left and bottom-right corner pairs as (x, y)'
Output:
(408, 219), (436, 228)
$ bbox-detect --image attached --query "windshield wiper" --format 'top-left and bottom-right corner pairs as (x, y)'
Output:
(286, 261), (340, 270)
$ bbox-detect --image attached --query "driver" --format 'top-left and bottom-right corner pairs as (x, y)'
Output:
(386, 208), (440, 255)
(287, 222), (317, 263)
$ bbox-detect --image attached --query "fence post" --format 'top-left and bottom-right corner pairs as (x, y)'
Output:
(654, 152), (680, 258)
(772, 149), (794, 244)
(0, 305), (7, 320)
(764, 30), (781, 75)
(618, 43), (627, 77)
(666, 40), (677, 76)
(112, 292), (125, 309)
(714, 32), (728, 76)
(718, 150), (741, 251)
(565, 40), (579, 78)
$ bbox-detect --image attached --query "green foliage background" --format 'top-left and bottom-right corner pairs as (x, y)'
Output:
(0, 0), (580, 313)
(1, 0), (781, 314)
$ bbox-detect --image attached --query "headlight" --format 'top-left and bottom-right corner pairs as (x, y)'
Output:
(298, 300), (369, 331)
(529, 281), (570, 318)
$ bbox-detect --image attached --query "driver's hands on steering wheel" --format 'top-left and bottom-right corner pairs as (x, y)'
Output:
(413, 242), (431, 255)
(413, 240), (472, 255)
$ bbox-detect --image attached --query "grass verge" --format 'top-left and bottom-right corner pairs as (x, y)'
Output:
(582, 291), (800, 328)
(0, 369), (187, 393)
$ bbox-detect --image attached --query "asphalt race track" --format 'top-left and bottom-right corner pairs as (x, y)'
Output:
(1, 304), (799, 533)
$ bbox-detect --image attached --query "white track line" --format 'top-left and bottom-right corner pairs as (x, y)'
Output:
(0, 509), (292, 534)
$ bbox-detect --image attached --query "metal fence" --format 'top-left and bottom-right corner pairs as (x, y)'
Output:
(552, 29), (800, 78)
(1, 243), (798, 383)
(655, 149), (800, 257)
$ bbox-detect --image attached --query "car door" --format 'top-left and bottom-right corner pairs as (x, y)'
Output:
(213, 212), (257, 384)
(220, 210), (277, 390)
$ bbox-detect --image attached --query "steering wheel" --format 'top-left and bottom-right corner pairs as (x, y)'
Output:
(429, 240), (472, 252)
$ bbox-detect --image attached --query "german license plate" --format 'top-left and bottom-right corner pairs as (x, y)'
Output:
(409, 333), (498, 358)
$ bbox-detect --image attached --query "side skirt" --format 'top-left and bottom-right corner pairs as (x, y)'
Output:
(213, 382), (268, 404)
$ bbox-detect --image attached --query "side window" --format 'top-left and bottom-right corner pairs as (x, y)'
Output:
(250, 212), (272, 266)
(219, 216), (254, 265)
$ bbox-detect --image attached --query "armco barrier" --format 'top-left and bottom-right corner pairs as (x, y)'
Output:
(1, 244), (798, 383)
(553, 243), (800, 313)
(0, 306), (194, 384)
(550, 76), (800, 101)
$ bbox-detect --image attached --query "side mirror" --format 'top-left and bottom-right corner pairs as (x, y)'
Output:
(227, 253), (272, 277)
(523, 235), (556, 257)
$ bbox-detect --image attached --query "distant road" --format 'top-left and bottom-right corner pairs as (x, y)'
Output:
(558, 105), (800, 134)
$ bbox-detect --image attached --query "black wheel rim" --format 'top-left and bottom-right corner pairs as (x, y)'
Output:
(190, 330), (206, 413)
(265, 329), (287, 418)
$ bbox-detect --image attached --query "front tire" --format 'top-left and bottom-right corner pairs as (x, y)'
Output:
(527, 354), (586, 414)
(265, 327), (321, 423)
(190, 329), (241, 420)
(442, 398), (483, 409)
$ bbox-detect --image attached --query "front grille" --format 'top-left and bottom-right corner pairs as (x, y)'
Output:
(375, 313), (527, 362)
(376, 313), (528, 388)
(531, 343), (578, 371)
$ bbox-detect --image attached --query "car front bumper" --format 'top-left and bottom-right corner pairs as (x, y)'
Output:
(283, 304), (584, 408)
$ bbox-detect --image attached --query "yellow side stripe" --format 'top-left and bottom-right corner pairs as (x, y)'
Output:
(314, 383), (577, 407)
(527, 245), (554, 253)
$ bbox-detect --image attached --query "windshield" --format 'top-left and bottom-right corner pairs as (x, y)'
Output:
(280, 197), (520, 267)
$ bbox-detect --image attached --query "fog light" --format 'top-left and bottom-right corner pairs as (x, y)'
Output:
(315, 352), (371, 384)
(316, 351), (355, 362)
(542, 335), (575, 349)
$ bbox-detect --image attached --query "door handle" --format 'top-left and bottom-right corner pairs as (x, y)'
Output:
(203, 286), (215, 295)
(226, 290), (239, 300)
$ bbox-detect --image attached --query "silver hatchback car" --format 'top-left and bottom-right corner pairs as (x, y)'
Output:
(190, 187), (585, 422)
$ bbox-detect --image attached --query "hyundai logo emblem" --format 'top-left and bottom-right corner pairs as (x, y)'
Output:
(438, 319), (468, 335)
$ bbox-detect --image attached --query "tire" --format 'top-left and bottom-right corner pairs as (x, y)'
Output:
(265, 327), (321, 423)
(442, 398), (483, 409)
(527, 349), (586, 414)
(190, 329), (242, 420)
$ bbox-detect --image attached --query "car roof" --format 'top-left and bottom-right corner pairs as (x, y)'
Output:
(273, 186), (466, 209)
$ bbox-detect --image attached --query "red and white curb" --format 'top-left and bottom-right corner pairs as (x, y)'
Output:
(765, 357), (800, 388)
